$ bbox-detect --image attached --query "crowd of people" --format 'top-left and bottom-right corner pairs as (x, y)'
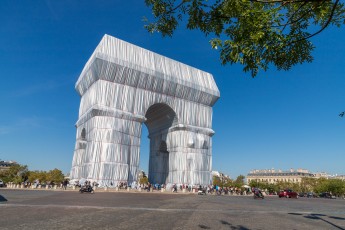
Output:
(6, 179), (259, 197)
(113, 182), (255, 196)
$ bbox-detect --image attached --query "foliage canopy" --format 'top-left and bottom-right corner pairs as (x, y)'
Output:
(144, 0), (345, 76)
(0, 164), (65, 185)
(249, 177), (345, 196)
(0, 164), (28, 184)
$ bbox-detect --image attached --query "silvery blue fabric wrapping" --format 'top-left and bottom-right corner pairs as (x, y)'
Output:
(70, 34), (220, 187)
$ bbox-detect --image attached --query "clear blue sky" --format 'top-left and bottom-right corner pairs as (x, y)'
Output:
(1, 1), (344, 179)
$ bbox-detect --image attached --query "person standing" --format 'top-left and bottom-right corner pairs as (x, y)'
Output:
(62, 179), (68, 190)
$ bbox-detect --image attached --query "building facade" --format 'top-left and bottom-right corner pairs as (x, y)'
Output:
(0, 160), (17, 172)
(247, 169), (316, 184)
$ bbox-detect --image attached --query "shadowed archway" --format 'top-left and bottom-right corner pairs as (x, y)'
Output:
(145, 103), (177, 184)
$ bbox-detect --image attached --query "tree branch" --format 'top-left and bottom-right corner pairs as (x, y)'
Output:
(166, 0), (188, 14)
(280, 0), (325, 32)
(289, 0), (339, 44)
(281, 1), (309, 31)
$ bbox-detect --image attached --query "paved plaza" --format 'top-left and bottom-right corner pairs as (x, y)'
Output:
(0, 189), (345, 230)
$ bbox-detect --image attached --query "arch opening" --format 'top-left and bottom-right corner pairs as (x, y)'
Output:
(144, 103), (177, 185)
(81, 128), (86, 140)
(144, 103), (178, 134)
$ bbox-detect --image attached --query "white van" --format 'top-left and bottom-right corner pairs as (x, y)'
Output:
(0, 179), (4, 187)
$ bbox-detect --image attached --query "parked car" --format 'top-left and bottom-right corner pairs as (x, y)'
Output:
(319, 192), (336, 199)
(278, 189), (298, 198)
(298, 192), (306, 197)
(306, 192), (317, 198)
(0, 179), (4, 187)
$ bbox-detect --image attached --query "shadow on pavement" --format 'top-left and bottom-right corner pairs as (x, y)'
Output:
(329, 216), (345, 220)
(288, 213), (345, 230)
(197, 221), (251, 230)
(0, 194), (8, 202)
(219, 220), (250, 230)
(288, 213), (303, 216)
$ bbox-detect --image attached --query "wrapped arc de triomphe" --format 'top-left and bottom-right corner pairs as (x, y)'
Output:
(70, 34), (220, 187)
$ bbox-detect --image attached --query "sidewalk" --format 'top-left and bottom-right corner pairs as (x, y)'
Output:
(1, 185), (254, 196)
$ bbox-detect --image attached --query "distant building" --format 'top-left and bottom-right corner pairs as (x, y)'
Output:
(211, 171), (221, 177)
(247, 168), (315, 184)
(212, 171), (231, 184)
(137, 170), (146, 180)
(329, 175), (345, 180)
(0, 160), (17, 172)
(313, 172), (330, 179)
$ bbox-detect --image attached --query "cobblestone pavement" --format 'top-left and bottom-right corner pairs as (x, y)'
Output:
(1, 189), (345, 230)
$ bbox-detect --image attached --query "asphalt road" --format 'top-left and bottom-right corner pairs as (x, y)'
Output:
(1, 189), (345, 230)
